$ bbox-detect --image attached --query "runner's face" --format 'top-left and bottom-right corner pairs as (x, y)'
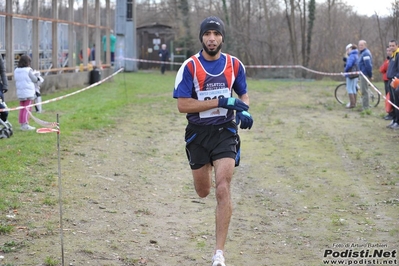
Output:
(202, 30), (223, 57)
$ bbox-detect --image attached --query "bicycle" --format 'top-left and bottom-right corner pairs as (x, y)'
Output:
(334, 83), (380, 107)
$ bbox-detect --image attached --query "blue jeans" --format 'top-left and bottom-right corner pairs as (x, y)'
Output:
(346, 77), (358, 94)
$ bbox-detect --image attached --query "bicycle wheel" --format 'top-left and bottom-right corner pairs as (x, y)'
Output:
(335, 83), (348, 105)
(356, 85), (381, 108)
(367, 88), (380, 107)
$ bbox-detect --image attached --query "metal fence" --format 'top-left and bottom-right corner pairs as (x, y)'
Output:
(0, 15), (72, 70)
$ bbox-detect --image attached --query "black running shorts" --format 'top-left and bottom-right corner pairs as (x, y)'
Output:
(184, 121), (240, 170)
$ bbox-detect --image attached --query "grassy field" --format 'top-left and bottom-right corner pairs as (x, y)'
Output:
(0, 71), (173, 208)
(0, 73), (324, 213)
(0, 71), (397, 266)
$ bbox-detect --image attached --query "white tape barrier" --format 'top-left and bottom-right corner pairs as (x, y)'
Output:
(0, 68), (124, 114)
(122, 56), (395, 111)
(2, 57), (397, 113)
(0, 68), (124, 129)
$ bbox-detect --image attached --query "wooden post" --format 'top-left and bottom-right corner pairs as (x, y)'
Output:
(52, 0), (59, 69)
(95, 0), (101, 67)
(83, 0), (89, 67)
(105, 0), (111, 66)
(68, 0), (75, 68)
(32, 2), (40, 70)
(5, 0), (14, 73)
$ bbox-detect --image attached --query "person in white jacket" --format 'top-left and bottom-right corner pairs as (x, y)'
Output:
(14, 55), (38, 131)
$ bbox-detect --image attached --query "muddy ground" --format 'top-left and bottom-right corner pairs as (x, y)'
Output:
(1, 76), (398, 266)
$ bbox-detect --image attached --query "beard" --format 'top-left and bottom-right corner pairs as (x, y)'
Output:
(202, 42), (223, 57)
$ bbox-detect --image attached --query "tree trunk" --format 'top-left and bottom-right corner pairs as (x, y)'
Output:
(284, 0), (298, 64)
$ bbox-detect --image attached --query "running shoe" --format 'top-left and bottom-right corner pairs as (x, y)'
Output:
(386, 120), (395, 128)
(21, 124), (36, 131)
(212, 251), (226, 266)
(391, 123), (399, 130)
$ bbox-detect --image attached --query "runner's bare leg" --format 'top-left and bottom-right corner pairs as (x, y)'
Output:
(213, 158), (234, 251)
(192, 164), (213, 198)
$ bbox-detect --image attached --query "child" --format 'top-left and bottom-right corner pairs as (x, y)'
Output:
(14, 55), (38, 131)
(33, 70), (44, 113)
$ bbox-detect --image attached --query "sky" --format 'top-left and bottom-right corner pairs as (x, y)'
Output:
(345, 0), (392, 16)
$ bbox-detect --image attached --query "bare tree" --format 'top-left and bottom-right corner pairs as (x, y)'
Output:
(305, 0), (315, 67)
(284, 0), (299, 64)
(178, 0), (194, 53)
(261, 0), (274, 64)
(376, 14), (391, 59)
(392, 0), (399, 39)
(298, 0), (306, 66)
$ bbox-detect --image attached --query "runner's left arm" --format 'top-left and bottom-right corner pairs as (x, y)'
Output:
(232, 58), (249, 106)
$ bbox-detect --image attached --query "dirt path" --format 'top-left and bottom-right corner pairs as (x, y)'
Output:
(1, 82), (398, 266)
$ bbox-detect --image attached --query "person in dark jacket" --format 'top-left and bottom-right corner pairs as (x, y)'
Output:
(0, 56), (8, 102)
(158, 44), (170, 74)
(0, 56), (9, 125)
(357, 40), (373, 111)
(386, 40), (399, 129)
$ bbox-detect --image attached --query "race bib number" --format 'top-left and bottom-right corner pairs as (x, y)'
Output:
(198, 88), (230, 118)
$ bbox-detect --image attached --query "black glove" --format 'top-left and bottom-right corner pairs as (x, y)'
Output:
(2, 87), (7, 93)
(236, 111), (253, 129)
(218, 97), (249, 112)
